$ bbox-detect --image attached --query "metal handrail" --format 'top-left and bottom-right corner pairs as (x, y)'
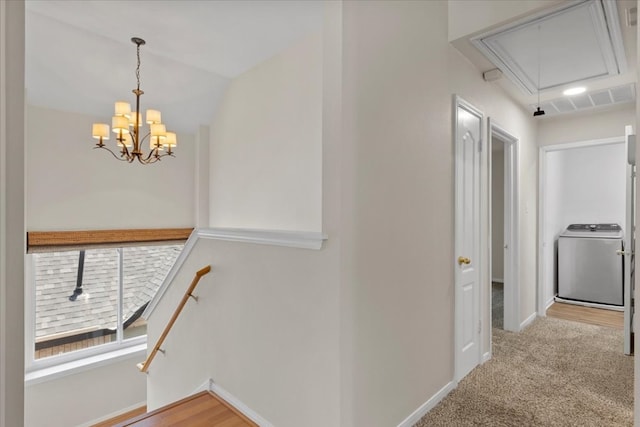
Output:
(137, 265), (211, 373)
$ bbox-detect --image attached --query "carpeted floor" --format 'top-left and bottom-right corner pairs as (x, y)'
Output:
(492, 282), (504, 330)
(415, 317), (633, 426)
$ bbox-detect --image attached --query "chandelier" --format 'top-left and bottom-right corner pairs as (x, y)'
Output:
(92, 37), (177, 164)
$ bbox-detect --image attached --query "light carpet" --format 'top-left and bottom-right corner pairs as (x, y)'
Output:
(415, 317), (633, 426)
(492, 282), (504, 330)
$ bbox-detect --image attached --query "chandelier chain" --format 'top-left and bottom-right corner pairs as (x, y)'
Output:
(136, 42), (141, 91)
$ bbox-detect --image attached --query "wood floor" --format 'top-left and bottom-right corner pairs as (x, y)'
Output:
(98, 391), (258, 427)
(546, 301), (624, 330)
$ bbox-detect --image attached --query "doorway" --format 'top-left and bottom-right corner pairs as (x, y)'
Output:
(488, 120), (520, 334)
(538, 134), (633, 354)
(538, 137), (627, 315)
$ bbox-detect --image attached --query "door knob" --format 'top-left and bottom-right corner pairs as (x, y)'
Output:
(458, 256), (471, 265)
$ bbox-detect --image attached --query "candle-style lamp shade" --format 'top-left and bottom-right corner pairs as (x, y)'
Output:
(112, 116), (130, 134)
(128, 112), (143, 127)
(92, 123), (110, 140)
(164, 131), (177, 148)
(146, 109), (161, 124)
(115, 101), (132, 118)
(150, 123), (166, 149)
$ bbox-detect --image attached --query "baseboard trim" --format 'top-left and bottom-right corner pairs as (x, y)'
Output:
(396, 381), (456, 427)
(76, 400), (146, 427)
(208, 379), (274, 427)
(544, 296), (555, 312)
(193, 378), (211, 394)
(520, 312), (537, 330)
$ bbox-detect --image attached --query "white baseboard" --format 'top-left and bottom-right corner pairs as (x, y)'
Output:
(520, 312), (537, 330)
(554, 296), (624, 312)
(396, 381), (456, 427)
(193, 378), (211, 394)
(544, 296), (555, 312)
(491, 278), (504, 284)
(208, 380), (274, 427)
(76, 400), (146, 427)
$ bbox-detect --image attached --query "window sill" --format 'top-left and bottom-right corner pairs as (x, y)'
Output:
(25, 344), (147, 386)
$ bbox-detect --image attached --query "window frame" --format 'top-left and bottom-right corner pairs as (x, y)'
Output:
(24, 229), (191, 376)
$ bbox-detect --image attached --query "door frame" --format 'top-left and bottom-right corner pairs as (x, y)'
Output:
(454, 95), (483, 382)
(537, 136), (625, 316)
(488, 120), (520, 334)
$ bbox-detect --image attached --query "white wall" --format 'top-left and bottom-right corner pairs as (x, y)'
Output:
(539, 105), (635, 146)
(26, 105), (196, 231)
(195, 125), (210, 228)
(541, 142), (626, 306)
(208, 33), (322, 232)
(492, 145), (504, 282)
(0, 2), (25, 426)
(145, 237), (340, 427)
(25, 356), (146, 427)
(449, 46), (539, 333)
(340, 2), (453, 425)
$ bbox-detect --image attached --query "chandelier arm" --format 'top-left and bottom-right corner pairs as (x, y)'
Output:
(140, 149), (175, 164)
(138, 156), (159, 165)
(94, 145), (131, 162)
(142, 147), (162, 162)
(119, 142), (132, 158)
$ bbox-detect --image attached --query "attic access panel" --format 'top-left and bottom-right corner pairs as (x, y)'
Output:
(471, 0), (626, 95)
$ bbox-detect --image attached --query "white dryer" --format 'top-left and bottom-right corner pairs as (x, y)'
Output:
(558, 223), (623, 306)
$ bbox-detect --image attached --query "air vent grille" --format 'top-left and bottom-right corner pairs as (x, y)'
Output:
(590, 90), (613, 106)
(529, 83), (635, 117)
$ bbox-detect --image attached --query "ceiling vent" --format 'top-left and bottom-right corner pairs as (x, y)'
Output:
(528, 83), (636, 117)
(472, 0), (627, 95)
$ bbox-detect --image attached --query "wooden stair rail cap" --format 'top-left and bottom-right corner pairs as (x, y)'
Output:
(138, 264), (211, 373)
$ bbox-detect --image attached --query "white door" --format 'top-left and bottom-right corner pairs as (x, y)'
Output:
(623, 125), (635, 355)
(454, 97), (482, 380)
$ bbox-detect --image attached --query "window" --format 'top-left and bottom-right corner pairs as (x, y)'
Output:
(27, 244), (183, 368)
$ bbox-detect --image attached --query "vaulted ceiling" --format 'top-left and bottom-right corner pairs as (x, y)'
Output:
(25, 0), (323, 134)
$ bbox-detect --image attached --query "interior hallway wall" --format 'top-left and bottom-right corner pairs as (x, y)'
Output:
(340, 1), (452, 425)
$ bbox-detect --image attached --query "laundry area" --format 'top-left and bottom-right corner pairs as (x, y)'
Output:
(539, 124), (634, 352)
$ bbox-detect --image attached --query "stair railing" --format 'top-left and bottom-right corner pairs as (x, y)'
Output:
(138, 265), (211, 373)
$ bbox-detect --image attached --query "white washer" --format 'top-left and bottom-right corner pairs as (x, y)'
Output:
(558, 223), (623, 306)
